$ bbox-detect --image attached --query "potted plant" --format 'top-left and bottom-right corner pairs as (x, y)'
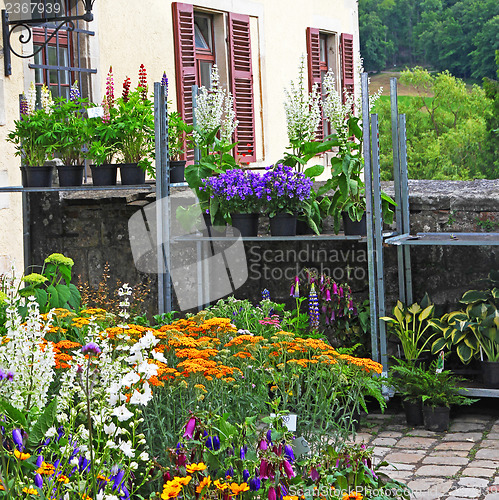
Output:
(431, 271), (499, 387)
(417, 362), (476, 432)
(381, 295), (437, 367)
(45, 82), (90, 186)
(168, 110), (190, 183)
(386, 359), (427, 426)
(7, 83), (55, 187)
(113, 67), (155, 185)
(261, 164), (313, 236)
(202, 169), (264, 237)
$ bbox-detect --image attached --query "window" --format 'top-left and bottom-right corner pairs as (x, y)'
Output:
(29, 0), (96, 101)
(307, 28), (354, 139)
(172, 2), (256, 163)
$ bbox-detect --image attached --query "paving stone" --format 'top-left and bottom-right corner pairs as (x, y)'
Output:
(457, 414), (492, 423)
(487, 433), (499, 440)
(414, 465), (461, 477)
(353, 433), (372, 444)
(386, 451), (426, 464)
(408, 479), (453, 499)
(378, 430), (404, 438)
(373, 446), (391, 458)
(406, 429), (440, 438)
(449, 487), (482, 498)
(422, 455), (469, 466)
(469, 460), (499, 469)
(484, 494), (499, 500)
(481, 440), (499, 449)
(379, 462), (416, 471)
(442, 432), (483, 442)
(434, 450), (470, 457)
(462, 467), (495, 478)
(448, 422), (486, 432)
(477, 449), (499, 460)
(396, 437), (438, 449)
(372, 437), (398, 447)
(458, 477), (490, 488)
(434, 441), (475, 451)
(383, 469), (414, 481)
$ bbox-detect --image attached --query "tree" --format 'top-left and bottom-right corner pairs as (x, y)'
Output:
(359, 11), (394, 72)
(471, 16), (499, 80)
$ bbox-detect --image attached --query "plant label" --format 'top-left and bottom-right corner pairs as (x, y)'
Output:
(270, 413), (297, 431)
(292, 436), (310, 458)
(87, 106), (104, 118)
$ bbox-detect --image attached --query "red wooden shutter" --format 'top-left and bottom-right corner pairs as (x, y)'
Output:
(172, 2), (196, 161)
(306, 27), (323, 140)
(340, 33), (355, 104)
(228, 13), (256, 163)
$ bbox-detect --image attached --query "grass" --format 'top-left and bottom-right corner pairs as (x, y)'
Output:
(369, 71), (429, 97)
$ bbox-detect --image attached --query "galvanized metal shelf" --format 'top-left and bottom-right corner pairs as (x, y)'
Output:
(458, 387), (499, 398)
(0, 184), (155, 193)
(173, 234), (369, 242)
(386, 232), (499, 246)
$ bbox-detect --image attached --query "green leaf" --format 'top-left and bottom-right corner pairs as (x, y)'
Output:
(27, 397), (58, 448)
(419, 305), (434, 321)
(461, 290), (490, 304)
(46, 284), (60, 309)
(0, 400), (28, 427)
(304, 165), (324, 178)
(431, 337), (448, 354)
(456, 343), (473, 364)
(55, 284), (71, 306)
(451, 329), (468, 344)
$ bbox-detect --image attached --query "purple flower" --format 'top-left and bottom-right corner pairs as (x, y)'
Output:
(262, 288), (270, 301)
(12, 428), (23, 450)
(226, 466), (234, 478)
(282, 460), (295, 478)
(81, 342), (101, 356)
(258, 439), (268, 451)
(249, 477), (261, 491)
(268, 486), (276, 500)
(284, 444), (295, 462)
(243, 469), (250, 482)
(240, 446), (246, 459)
(183, 417), (196, 439)
(310, 467), (320, 481)
(259, 460), (269, 479)
(111, 469), (125, 491)
(35, 473), (43, 488)
(309, 284), (320, 330)
(266, 429), (273, 443)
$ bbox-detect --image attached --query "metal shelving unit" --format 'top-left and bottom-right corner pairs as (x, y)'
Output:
(382, 77), (499, 397)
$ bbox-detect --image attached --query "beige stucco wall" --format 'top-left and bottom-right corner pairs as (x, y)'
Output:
(0, 0), (360, 274)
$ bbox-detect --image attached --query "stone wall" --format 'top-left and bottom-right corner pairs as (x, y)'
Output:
(26, 180), (499, 315)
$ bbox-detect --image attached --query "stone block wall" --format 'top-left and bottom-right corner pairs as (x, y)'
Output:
(26, 180), (498, 315)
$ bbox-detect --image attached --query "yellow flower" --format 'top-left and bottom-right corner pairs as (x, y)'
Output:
(57, 474), (69, 484)
(186, 463), (206, 473)
(37, 462), (55, 475)
(229, 482), (249, 495)
(214, 479), (228, 490)
(22, 487), (39, 496)
(196, 476), (212, 493)
(21, 273), (47, 285)
(44, 253), (74, 267)
(161, 483), (182, 499)
(176, 476), (192, 486)
(194, 384), (207, 393)
(14, 449), (31, 460)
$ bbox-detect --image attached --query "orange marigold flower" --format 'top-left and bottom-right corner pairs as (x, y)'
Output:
(186, 463), (206, 473)
(14, 449), (30, 460)
(229, 482), (249, 495)
(37, 462), (55, 475)
(22, 487), (39, 495)
(214, 479), (228, 491)
(57, 474), (69, 484)
(196, 475), (211, 493)
(55, 340), (81, 350)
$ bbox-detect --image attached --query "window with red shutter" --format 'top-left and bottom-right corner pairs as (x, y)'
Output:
(340, 33), (355, 103)
(172, 2), (196, 162)
(228, 13), (256, 163)
(306, 27), (324, 140)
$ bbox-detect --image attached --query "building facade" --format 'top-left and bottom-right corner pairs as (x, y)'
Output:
(0, 0), (360, 276)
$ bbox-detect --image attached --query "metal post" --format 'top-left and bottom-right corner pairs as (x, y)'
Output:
(192, 85), (201, 164)
(398, 114), (413, 304)
(371, 114), (388, 371)
(361, 73), (380, 363)
(390, 78), (407, 305)
(154, 82), (172, 314)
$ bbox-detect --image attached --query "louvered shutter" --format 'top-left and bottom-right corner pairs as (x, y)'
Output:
(306, 27), (324, 140)
(340, 33), (355, 104)
(172, 2), (196, 162)
(228, 13), (256, 163)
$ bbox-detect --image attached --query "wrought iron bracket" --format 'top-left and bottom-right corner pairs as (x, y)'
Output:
(2, 1), (95, 76)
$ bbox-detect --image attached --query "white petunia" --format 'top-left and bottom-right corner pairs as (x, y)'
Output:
(119, 440), (134, 458)
(113, 405), (134, 422)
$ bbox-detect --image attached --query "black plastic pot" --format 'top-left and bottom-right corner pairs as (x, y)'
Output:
(231, 213), (259, 237)
(403, 399), (424, 426)
(296, 219), (314, 235)
(423, 405), (450, 432)
(481, 361), (499, 389)
(269, 213), (297, 236)
(90, 164), (117, 186)
(202, 213), (227, 237)
(169, 160), (186, 184)
(20, 166), (28, 187)
(24, 165), (54, 187)
(57, 165), (84, 187)
(342, 212), (367, 236)
(119, 163), (145, 185)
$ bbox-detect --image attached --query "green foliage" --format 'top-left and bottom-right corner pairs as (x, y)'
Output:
(376, 68), (495, 180)
(359, 0), (499, 79)
(385, 358), (428, 403)
(168, 110), (191, 161)
(431, 272), (499, 362)
(19, 253), (81, 314)
(482, 74), (499, 178)
(381, 294), (437, 364)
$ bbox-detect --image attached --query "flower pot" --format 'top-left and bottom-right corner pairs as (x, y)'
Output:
(24, 165), (54, 187)
(119, 163), (145, 185)
(342, 212), (367, 236)
(480, 361), (499, 389)
(296, 219), (314, 235)
(91, 164), (117, 186)
(169, 160), (186, 184)
(269, 213), (297, 236)
(423, 405), (450, 432)
(57, 165), (84, 187)
(202, 213), (227, 237)
(230, 213), (259, 237)
(20, 166), (28, 187)
(403, 399), (424, 427)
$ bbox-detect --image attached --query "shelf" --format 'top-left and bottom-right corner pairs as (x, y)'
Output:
(0, 184), (155, 193)
(385, 232), (499, 246)
(458, 387), (499, 398)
